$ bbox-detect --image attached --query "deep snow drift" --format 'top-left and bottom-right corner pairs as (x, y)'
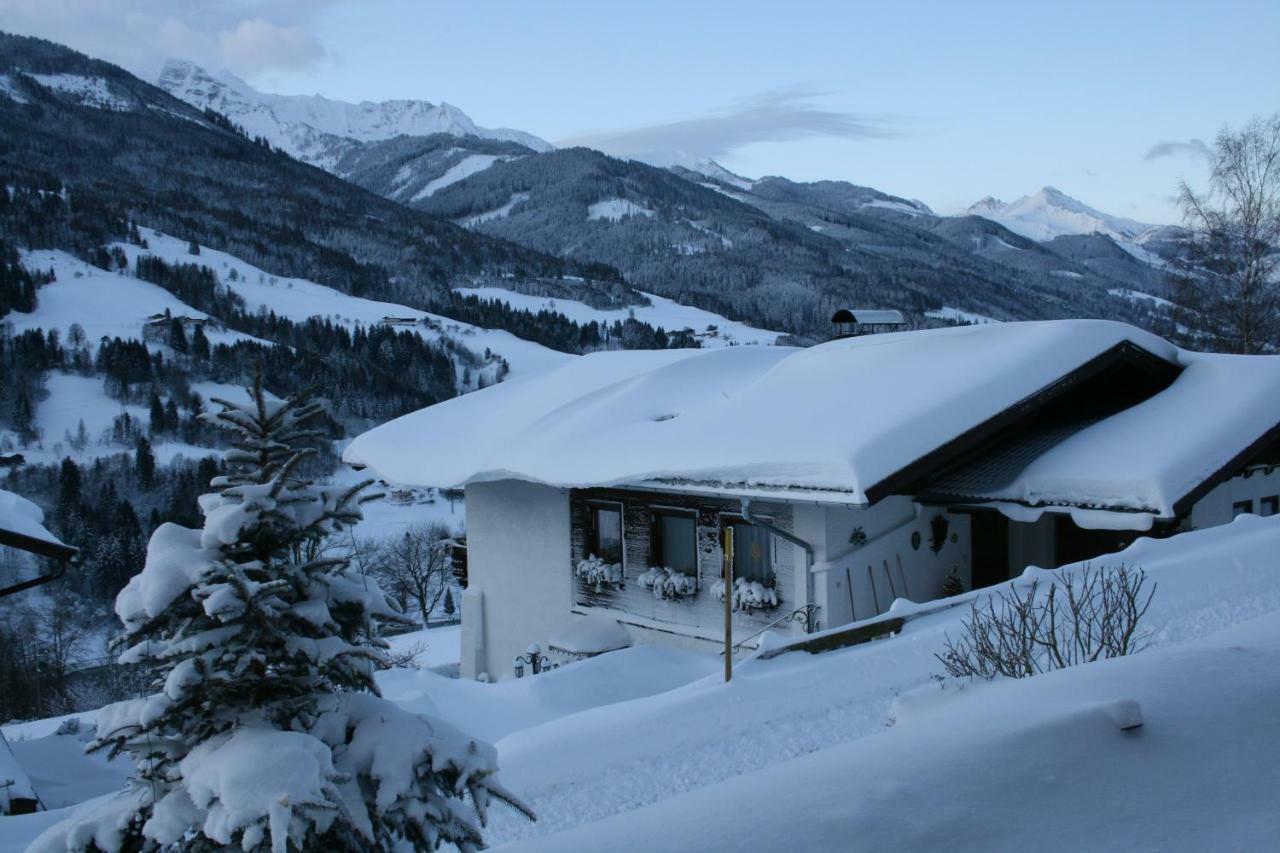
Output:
(509, 610), (1280, 853)
(5, 516), (1280, 852)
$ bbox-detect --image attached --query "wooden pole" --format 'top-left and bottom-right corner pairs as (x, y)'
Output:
(724, 525), (734, 683)
(895, 554), (911, 600)
(844, 565), (857, 622)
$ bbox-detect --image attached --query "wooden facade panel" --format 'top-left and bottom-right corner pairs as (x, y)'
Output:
(570, 488), (797, 636)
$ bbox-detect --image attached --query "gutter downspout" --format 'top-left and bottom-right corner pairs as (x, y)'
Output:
(740, 498), (818, 632)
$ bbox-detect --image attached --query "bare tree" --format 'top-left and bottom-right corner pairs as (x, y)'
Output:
(1173, 114), (1280, 353)
(937, 563), (1155, 679)
(377, 523), (455, 626)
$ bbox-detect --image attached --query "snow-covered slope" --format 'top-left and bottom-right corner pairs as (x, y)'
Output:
(115, 229), (573, 384)
(6, 514), (1280, 851)
(456, 286), (782, 347)
(8, 250), (256, 350)
(641, 151), (757, 190)
(1, 236), (576, 464)
(1, 250), (284, 464)
(483, 514), (1280, 847)
(967, 187), (1152, 243)
(155, 60), (552, 168)
(510, 600), (1280, 852)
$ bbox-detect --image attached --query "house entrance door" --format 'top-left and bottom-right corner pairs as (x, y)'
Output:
(970, 511), (1010, 589)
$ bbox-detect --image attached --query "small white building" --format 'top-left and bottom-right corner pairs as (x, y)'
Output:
(346, 321), (1280, 679)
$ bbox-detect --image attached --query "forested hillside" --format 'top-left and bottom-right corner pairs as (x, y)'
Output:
(0, 33), (628, 308)
(374, 144), (1170, 338)
(150, 53), (1185, 341)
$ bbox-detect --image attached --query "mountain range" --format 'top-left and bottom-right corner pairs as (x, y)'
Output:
(0, 34), (1184, 345)
(966, 187), (1153, 243)
(156, 60), (552, 169)
(149, 59), (1184, 338)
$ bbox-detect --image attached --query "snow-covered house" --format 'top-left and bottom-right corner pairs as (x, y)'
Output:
(346, 321), (1280, 679)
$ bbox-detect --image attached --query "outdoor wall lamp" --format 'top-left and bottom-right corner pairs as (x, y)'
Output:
(513, 643), (557, 678)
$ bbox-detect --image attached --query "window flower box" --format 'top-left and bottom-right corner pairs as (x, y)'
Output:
(575, 555), (624, 592)
(637, 566), (698, 600)
(711, 577), (780, 613)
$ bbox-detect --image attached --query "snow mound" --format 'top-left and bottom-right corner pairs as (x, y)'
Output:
(548, 615), (632, 655)
(502, 584), (1280, 853)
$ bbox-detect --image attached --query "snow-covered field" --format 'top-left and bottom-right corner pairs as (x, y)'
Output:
(587, 198), (655, 222)
(455, 286), (783, 347)
(8, 250), (257, 350)
(1109, 287), (1175, 309)
(6, 515), (1280, 851)
(413, 153), (509, 200)
(925, 306), (999, 325)
(114, 229), (574, 383)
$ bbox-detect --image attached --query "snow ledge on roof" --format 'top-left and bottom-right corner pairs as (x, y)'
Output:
(344, 321), (1279, 517)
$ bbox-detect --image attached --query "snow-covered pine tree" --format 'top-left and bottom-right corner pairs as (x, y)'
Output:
(34, 376), (532, 853)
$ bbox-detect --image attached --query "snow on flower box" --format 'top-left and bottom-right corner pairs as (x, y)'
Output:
(575, 554), (624, 592)
(548, 614), (633, 663)
(711, 577), (781, 613)
(637, 566), (698, 600)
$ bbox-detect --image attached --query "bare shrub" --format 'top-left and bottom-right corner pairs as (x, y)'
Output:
(382, 641), (425, 671)
(937, 563), (1156, 679)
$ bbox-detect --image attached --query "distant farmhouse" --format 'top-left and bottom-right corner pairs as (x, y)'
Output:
(347, 321), (1280, 679)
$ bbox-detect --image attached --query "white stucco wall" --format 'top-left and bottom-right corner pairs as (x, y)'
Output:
(804, 499), (972, 629)
(462, 480), (572, 680)
(1190, 468), (1280, 529)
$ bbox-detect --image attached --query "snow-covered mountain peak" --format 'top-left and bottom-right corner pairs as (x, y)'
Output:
(968, 195), (1004, 213)
(638, 150), (756, 190)
(966, 186), (1151, 243)
(154, 60), (553, 166)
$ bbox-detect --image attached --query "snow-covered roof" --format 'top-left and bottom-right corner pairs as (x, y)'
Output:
(0, 729), (37, 809)
(924, 350), (1280, 517)
(0, 489), (66, 550)
(344, 319), (1280, 518)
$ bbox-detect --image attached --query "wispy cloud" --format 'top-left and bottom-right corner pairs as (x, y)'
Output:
(1144, 139), (1212, 162)
(0, 0), (335, 79)
(559, 87), (904, 161)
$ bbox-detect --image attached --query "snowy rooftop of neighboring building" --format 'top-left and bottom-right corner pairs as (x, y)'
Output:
(344, 320), (1280, 520)
(0, 489), (66, 549)
(0, 729), (37, 807)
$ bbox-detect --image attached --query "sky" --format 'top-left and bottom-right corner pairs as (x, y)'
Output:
(2, 0), (1277, 223)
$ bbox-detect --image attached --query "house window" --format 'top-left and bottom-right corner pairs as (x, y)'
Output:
(1261, 496), (1279, 517)
(652, 511), (697, 575)
(589, 504), (623, 564)
(724, 520), (773, 585)
(1232, 500), (1254, 518)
